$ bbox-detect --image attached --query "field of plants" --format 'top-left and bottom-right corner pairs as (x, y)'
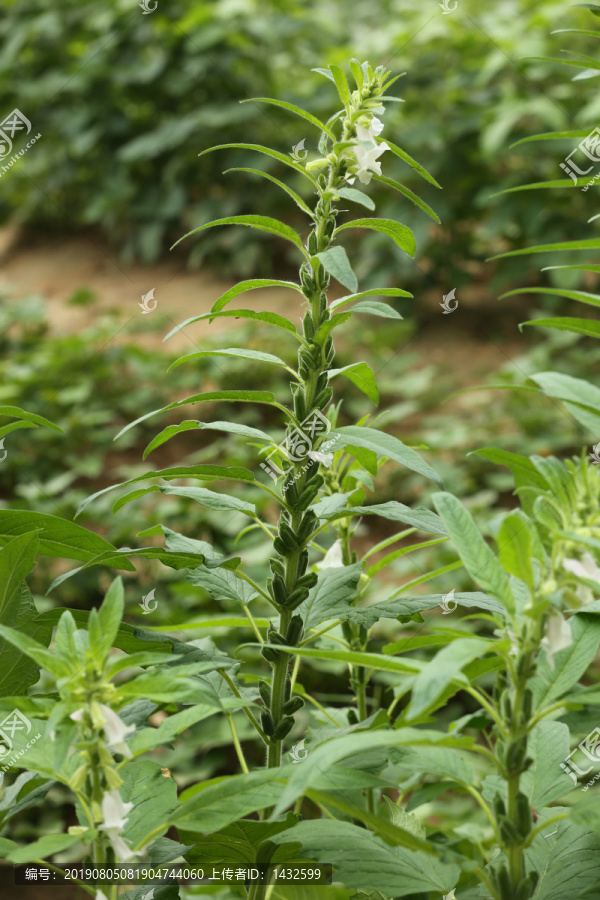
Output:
(2, 1), (600, 899)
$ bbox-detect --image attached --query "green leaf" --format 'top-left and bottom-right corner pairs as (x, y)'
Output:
(520, 317), (600, 339)
(530, 371), (600, 432)
(531, 614), (600, 706)
(329, 64), (351, 109)
(326, 426), (443, 487)
(321, 500), (447, 535)
(172, 215), (308, 255)
(497, 511), (535, 593)
(335, 218), (416, 258)
(162, 308), (299, 346)
(379, 139), (442, 189)
(371, 174), (440, 223)
(520, 721), (574, 807)
(0, 510), (129, 565)
(143, 419), (273, 460)
(76, 464), (256, 518)
(432, 492), (515, 613)
(524, 813), (600, 899)
(113, 391), (279, 443)
(0, 406), (62, 433)
(0, 624), (73, 679)
(224, 168), (314, 217)
(240, 98), (336, 139)
(197, 143), (317, 185)
(315, 246), (358, 292)
(333, 186), (376, 210)
(6, 833), (82, 863)
(330, 288), (411, 311)
(298, 563), (363, 630)
(492, 238), (600, 260)
(269, 820), (459, 896)
(0, 532), (38, 629)
(187, 565), (260, 606)
(500, 287), (600, 309)
(120, 759), (179, 849)
(161, 485), (256, 516)
(344, 301), (403, 319)
(328, 362), (379, 404)
(405, 637), (492, 721)
(472, 448), (548, 515)
(168, 346), (292, 373)
(171, 771), (286, 833)
(89, 577), (124, 659)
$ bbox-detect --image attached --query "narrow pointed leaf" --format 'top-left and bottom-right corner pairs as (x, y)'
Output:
(240, 98), (336, 139)
(197, 143), (317, 184)
(326, 426), (443, 487)
(379, 139), (442, 188)
(371, 174), (440, 223)
(223, 167), (314, 216)
(172, 215), (307, 255)
(315, 246), (358, 292)
(330, 288), (412, 311)
(335, 218), (415, 257)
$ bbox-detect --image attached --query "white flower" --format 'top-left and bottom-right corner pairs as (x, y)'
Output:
(541, 611), (573, 670)
(355, 115), (384, 142)
(346, 141), (390, 184)
(99, 704), (135, 758)
(563, 552), (600, 607)
(316, 539), (344, 569)
(98, 789), (139, 862)
(308, 449), (334, 466)
(70, 704), (135, 758)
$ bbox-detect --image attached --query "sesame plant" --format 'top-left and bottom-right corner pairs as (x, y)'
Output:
(3, 56), (600, 900)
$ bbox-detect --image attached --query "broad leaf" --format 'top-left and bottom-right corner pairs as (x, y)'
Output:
(315, 246), (358, 292)
(326, 427), (443, 487)
(328, 362), (379, 404)
(335, 218), (416, 258)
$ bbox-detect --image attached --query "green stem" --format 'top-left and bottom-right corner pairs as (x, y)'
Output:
(227, 713), (249, 774)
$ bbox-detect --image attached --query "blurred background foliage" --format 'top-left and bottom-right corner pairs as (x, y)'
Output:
(2, 0), (600, 830)
(1, 0), (599, 289)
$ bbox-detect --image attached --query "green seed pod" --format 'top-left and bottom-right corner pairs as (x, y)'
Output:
(501, 691), (512, 721)
(303, 311), (315, 340)
(283, 696), (305, 715)
(261, 711), (275, 736)
(497, 865), (513, 900)
(297, 549), (309, 577)
(286, 615), (304, 645)
(271, 573), (288, 606)
(296, 572), (318, 590)
(269, 631), (288, 646)
(255, 840), (277, 865)
(269, 558), (285, 577)
(506, 737), (528, 774)
(522, 689), (533, 720)
(273, 537), (291, 557)
(315, 372), (328, 395)
(283, 480), (299, 505)
(493, 793), (506, 819)
(284, 674), (292, 703)
(261, 646), (280, 665)
(272, 716), (295, 740)
(307, 232), (318, 255)
(299, 360), (311, 379)
(259, 681), (271, 706)
(347, 708), (359, 725)
(515, 792), (532, 837)
(279, 522), (299, 551)
(314, 387), (333, 409)
(297, 510), (318, 544)
(293, 391), (307, 422)
(499, 816), (520, 845)
(286, 586), (310, 609)
(295, 484), (320, 511)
